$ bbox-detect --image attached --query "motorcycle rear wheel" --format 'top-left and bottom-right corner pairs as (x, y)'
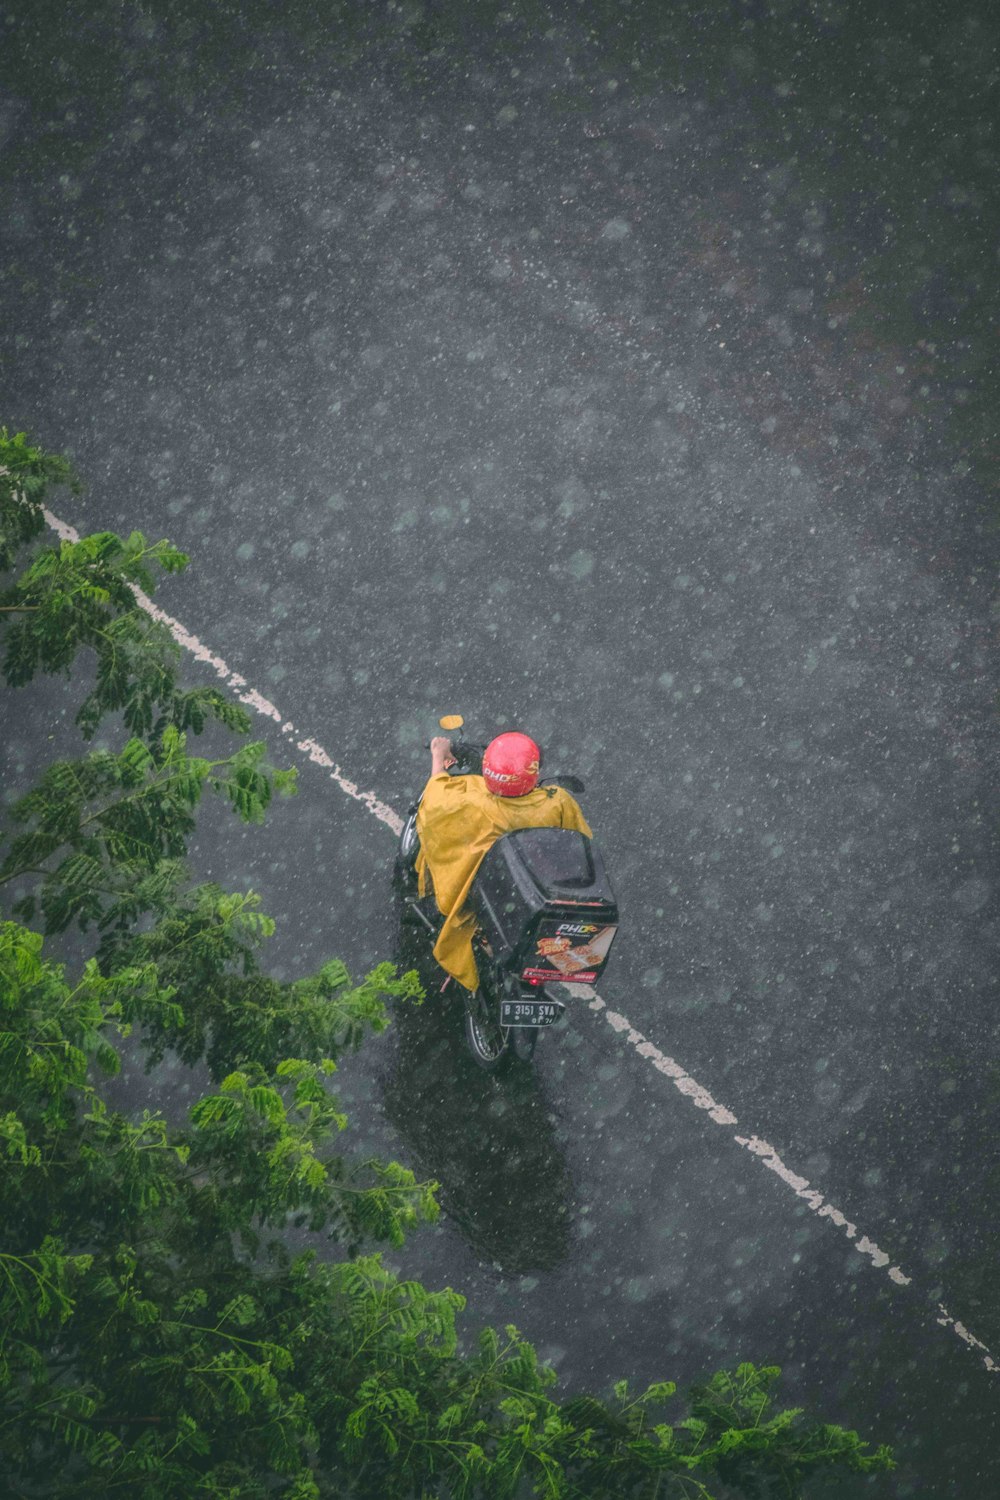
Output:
(463, 990), (511, 1072)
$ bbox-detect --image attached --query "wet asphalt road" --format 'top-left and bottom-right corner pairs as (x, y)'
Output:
(2, 4), (999, 1494)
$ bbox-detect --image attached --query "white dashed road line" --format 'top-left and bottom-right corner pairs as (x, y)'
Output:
(42, 506), (998, 1376)
(43, 509), (404, 834)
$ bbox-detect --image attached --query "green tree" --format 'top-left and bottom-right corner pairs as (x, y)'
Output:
(0, 429), (895, 1496)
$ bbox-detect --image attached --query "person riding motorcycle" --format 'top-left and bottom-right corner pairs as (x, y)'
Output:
(415, 730), (592, 993)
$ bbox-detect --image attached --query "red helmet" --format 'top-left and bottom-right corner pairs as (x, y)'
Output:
(482, 732), (541, 797)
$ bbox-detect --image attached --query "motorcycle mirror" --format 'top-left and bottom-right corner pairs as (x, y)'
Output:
(439, 714), (464, 732)
(540, 774), (586, 794)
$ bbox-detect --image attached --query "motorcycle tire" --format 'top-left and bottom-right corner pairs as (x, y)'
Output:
(392, 858), (424, 924)
(510, 1027), (538, 1063)
(463, 989), (511, 1072)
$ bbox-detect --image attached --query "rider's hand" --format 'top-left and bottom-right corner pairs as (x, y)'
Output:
(430, 736), (458, 774)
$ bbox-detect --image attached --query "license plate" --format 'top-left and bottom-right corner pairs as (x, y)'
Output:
(500, 999), (562, 1028)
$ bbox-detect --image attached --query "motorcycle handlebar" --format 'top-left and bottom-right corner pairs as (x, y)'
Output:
(420, 731), (582, 791)
(450, 740), (485, 773)
(421, 733), (485, 773)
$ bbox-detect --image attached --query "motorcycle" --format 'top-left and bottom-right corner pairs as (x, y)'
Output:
(394, 716), (619, 1072)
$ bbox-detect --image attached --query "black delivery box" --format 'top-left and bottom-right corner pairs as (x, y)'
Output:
(470, 828), (619, 986)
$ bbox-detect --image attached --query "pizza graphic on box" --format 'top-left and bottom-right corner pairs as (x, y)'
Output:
(521, 922), (617, 983)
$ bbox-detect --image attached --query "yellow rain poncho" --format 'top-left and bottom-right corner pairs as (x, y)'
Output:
(416, 773), (592, 993)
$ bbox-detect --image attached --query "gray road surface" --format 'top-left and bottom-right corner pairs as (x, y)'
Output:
(2, 5), (998, 1494)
